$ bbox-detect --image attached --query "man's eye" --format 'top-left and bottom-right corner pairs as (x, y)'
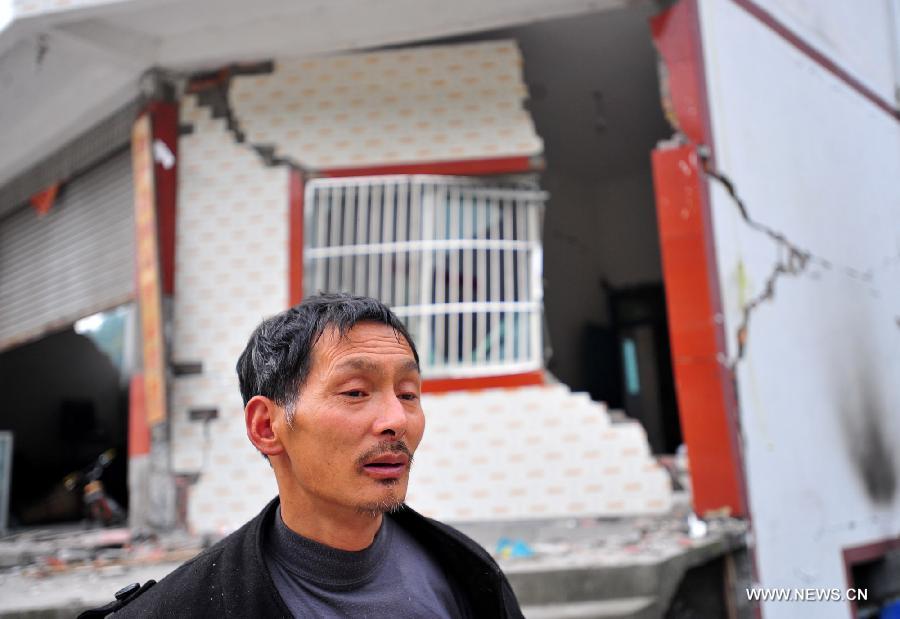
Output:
(398, 393), (419, 401)
(343, 390), (366, 398)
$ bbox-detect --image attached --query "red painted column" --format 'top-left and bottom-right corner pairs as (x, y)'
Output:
(289, 169), (305, 307)
(148, 102), (179, 296)
(128, 373), (150, 457)
(650, 0), (747, 517)
(652, 145), (746, 517)
(128, 100), (177, 451)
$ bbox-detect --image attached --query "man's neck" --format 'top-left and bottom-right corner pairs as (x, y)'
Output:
(278, 493), (384, 551)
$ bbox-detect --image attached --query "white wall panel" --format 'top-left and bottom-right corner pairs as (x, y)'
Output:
(748, 0), (898, 106)
(698, 1), (900, 617)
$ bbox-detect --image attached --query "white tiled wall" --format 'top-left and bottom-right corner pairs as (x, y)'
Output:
(408, 384), (673, 521)
(229, 40), (543, 170)
(172, 95), (285, 534)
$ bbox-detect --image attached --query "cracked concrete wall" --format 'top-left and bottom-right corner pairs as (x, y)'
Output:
(697, 2), (900, 617)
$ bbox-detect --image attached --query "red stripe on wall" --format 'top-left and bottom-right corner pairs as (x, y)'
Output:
(289, 169), (305, 306)
(732, 0), (900, 121)
(321, 156), (537, 178)
(422, 371), (544, 394)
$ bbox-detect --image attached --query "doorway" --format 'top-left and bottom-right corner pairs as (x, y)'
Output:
(0, 306), (132, 527)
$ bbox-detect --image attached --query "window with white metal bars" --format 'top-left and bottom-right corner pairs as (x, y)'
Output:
(303, 175), (546, 378)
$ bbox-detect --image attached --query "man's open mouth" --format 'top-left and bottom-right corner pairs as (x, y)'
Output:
(361, 454), (409, 479)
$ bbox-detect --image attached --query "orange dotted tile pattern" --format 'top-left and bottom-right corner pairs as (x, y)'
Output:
(407, 385), (673, 521)
(170, 99), (286, 534)
(229, 40), (543, 170)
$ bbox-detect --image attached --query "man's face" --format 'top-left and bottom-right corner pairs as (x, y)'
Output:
(278, 322), (424, 515)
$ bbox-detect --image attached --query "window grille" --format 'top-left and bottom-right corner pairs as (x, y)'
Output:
(303, 175), (546, 378)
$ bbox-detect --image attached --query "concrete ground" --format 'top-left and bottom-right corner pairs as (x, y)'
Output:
(455, 495), (749, 618)
(0, 493), (748, 618)
(0, 524), (200, 618)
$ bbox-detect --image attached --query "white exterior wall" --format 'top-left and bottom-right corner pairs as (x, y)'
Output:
(171, 95), (286, 534)
(698, 1), (900, 617)
(749, 0), (899, 105)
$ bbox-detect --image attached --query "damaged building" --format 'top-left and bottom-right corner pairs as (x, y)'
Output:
(1, 0), (899, 617)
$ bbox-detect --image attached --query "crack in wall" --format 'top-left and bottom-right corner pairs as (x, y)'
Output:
(732, 242), (809, 365)
(694, 150), (898, 369)
(698, 156), (812, 368)
(652, 19), (898, 370)
(187, 64), (304, 172)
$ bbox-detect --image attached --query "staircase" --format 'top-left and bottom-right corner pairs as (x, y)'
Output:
(408, 383), (673, 522)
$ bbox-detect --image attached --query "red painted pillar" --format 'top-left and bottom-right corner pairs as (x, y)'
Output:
(652, 145), (746, 517)
(289, 169), (305, 307)
(650, 1), (747, 517)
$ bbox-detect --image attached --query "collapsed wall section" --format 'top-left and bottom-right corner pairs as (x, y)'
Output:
(170, 95), (286, 534)
(408, 384), (672, 521)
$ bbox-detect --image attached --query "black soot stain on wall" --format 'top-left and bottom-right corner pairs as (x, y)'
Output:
(841, 366), (897, 505)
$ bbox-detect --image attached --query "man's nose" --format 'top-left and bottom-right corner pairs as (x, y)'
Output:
(372, 393), (408, 438)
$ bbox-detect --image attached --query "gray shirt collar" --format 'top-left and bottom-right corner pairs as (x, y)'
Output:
(267, 506), (392, 590)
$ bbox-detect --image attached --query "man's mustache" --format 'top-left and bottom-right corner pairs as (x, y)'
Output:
(355, 440), (413, 468)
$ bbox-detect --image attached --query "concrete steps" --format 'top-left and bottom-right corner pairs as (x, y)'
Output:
(507, 562), (668, 619)
(487, 517), (747, 619)
(408, 384), (673, 522)
(522, 597), (656, 619)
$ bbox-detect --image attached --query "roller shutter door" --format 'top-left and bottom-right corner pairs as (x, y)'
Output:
(0, 150), (134, 350)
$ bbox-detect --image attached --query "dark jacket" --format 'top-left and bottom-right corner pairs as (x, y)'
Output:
(83, 498), (523, 618)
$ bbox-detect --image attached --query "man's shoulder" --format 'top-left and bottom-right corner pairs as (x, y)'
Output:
(99, 499), (282, 618)
(112, 521), (251, 617)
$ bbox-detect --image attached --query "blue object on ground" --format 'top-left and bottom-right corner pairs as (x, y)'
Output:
(496, 537), (535, 559)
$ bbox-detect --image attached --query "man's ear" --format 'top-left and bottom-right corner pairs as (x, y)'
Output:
(245, 396), (286, 457)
